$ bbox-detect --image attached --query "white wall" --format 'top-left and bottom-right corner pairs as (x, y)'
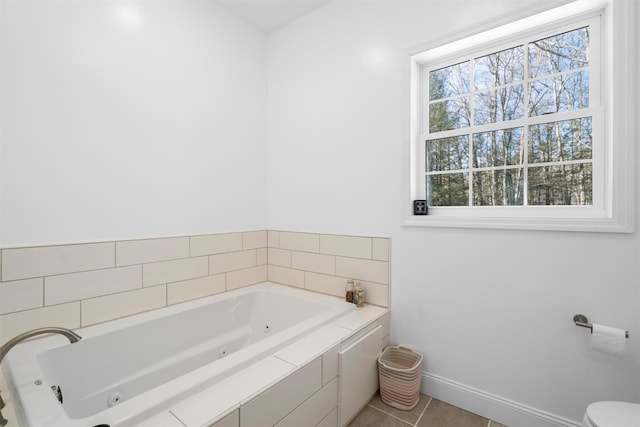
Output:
(1, 0), (638, 424)
(1, 0), (268, 247)
(267, 0), (640, 424)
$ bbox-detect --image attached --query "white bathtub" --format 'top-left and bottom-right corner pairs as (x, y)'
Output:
(2, 282), (355, 427)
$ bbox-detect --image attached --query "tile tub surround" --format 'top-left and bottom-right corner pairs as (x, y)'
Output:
(0, 231), (268, 345)
(267, 231), (390, 307)
(138, 305), (389, 427)
(0, 303), (390, 427)
(0, 230), (389, 345)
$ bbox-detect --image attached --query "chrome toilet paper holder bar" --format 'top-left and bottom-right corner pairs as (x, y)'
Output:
(573, 314), (629, 339)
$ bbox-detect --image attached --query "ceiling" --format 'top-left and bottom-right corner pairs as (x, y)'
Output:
(215, 0), (332, 34)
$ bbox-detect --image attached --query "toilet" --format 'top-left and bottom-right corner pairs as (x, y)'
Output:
(581, 401), (640, 427)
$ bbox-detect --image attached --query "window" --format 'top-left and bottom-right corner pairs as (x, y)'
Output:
(406, 0), (636, 232)
(426, 24), (595, 208)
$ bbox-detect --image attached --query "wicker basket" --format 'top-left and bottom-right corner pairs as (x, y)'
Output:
(378, 346), (423, 410)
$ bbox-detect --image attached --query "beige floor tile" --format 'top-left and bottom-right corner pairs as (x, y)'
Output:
(368, 393), (431, 425)
(417, 399), (489, 427)
(351, 393), (506, 427)
(348, 406), (412, 427)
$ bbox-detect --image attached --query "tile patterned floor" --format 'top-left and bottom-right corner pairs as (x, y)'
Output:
(348, 393), (509, 427)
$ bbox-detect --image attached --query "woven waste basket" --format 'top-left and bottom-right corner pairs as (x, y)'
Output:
(378, 346), (423, 410)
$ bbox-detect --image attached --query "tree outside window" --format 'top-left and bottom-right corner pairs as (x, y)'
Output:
(426, 27), (592, 207)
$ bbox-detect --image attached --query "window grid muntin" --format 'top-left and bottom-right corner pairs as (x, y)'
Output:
(425, 120), (594, 207)
(424, 19), (597, 208)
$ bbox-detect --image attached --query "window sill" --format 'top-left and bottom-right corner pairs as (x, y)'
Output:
(402, 214), (634, 233)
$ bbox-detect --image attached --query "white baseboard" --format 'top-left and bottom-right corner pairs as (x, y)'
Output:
(421, 372), (582, 427)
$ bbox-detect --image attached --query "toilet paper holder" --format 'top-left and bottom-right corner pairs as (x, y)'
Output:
(573, 314), (629, 339)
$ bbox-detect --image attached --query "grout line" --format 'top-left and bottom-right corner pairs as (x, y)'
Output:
(79, 296), (83, 327)
(414, 396), (432, 426)
(366, 404), (414, 426)
(168, 410), (188, 427)
(41, 276), (45, 308)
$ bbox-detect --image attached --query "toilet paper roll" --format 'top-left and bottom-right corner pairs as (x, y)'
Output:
(591, 323), (626, 356)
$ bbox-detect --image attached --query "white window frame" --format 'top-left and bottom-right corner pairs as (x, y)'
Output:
(404, 0), (636, 233)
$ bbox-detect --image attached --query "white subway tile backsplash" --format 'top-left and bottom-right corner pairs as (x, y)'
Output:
(291, 251), (335, 275)
(226, 265), (267, 291)
(191, 233), (243, 256)
(167, 274), (226, 305)
(2, 243), (114, 281)
(143, 257), (208, 287)
(279, 232), (319, 253)
(243, 231), (267, 249)
(0, 278), (43, 314)
(81, 286), (166, 326)
(268, 248), (291, 267)
(358, 281), (389, 307)
(305, 273), (389, 307)
(319, 235), (371, 259)
(335, 257), (389, 285)
(116, 237), (189, 266)
(267, 265), (304, 288)
(210, 250), (257, 275)
(0, 302), (80, 346)
(268, 230), (280, 248)
(257, 248), (267, 266)
(304, 272), (345, 299)
(45, 266), (142, 306)
(372, 238), (390, 261)
(0, 230), (389, 332)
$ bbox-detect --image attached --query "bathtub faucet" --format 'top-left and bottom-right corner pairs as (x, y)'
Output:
(0, 328), (80, 426)
(0, 393), (6, 426)
(0, 327), (82, 365)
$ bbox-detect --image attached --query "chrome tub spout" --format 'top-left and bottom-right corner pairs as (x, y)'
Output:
(0, 327), (82, 365)
(0, 328), (80, 425)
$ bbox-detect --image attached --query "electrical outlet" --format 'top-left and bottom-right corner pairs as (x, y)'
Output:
(413, 200), (428, 215)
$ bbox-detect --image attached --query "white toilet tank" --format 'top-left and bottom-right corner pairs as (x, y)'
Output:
(581, 401), (640, 427)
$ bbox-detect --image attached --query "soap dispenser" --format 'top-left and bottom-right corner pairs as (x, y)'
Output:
(345, 279), (354, 303)
(354, 284), (365, 307)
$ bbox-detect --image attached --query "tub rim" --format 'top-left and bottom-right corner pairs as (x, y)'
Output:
(2, 282), (356, 427)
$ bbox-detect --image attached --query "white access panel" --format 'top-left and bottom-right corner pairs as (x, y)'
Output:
(338, 325), (383, 427)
